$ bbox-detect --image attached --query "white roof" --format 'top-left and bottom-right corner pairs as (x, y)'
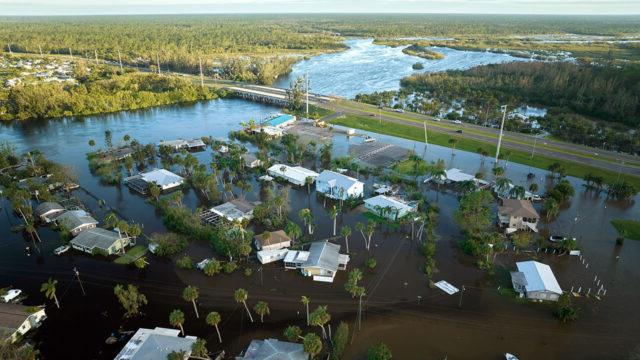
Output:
(268, 164), (319, 183)
(316, 170), (363, 191)
(364, 195), (414, 213)
(284, 250), (310, 263)
(445, 168), (476, 182)
(516, 261), (562, 294)
(114, 327), (196, 360)
(141, 169), (184, 187)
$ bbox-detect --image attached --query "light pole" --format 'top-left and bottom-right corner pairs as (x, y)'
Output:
(74, 267), (86, 296)
(494, 105), (507, 164)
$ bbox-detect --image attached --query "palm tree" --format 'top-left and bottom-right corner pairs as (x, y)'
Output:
(329, 205), (338, 236)
(509, 185), (526, 200)
(148, 183), (161, 203)
(448, 138), (458, 155)
(234, 288), (254, 322)
(305, 176), (314, 194)
(301, 296), (310, 325)
(529, 183), (539, 193)
(458, 180), (476, 194)
(206, 311), (222, 343)
(495, 177), (512, 195)
(303, 333), (323, 360)
(254, 301), (270, 323)
(88, 139), (96, 148)
(309, 305), (330, 339)
(169, 309), (185, 336)
(298, 208), (314, 235)
(182, 285), (200, 319)
(492, 166), (505, 178)
(285, 221), (302, 244)
(365, 222), (377, 251)
(340, 226), (351, 253)
(40, 278), (59, 308)
(544, 198), (560, 221)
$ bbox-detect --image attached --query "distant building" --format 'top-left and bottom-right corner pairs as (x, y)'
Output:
(124, 168), (185, 194)
(315, 170), (364, 200)
(364, 195), (417, 220)
(267, 164), (319, 186)
(70, 228), (132, 255)
(56, 210), (98, 236)
(254, 230), (291, 251)
(34, 202), (65, 223)
(201, 199), (259, 225)
(285, 241), (349, 283)
(0, 303), (46, 343)
(498, 199), (539, 233)
(114, 327), (197, 360)
(511, 261), (562, 302)
(241, 153), (263, 168)
(236, 338), (308, 360)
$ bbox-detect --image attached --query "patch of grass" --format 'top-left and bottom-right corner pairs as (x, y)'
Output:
(330, 114), (640, 188)
(611, 219), (640, 241)
(114, 245), (147, 265)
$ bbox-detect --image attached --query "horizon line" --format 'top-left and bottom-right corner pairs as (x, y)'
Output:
(2, 12), (640, 17)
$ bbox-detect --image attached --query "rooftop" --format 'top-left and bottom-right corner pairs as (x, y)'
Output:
(70, 228), (127, 251)
(255, 230), (291, 248)
(268, 164), (319, 183)
(316, 170), (362, 191)
(35, 201), (64, 216)
(499, 199), (539, 219)
(212, 199), (258, 220)
(140, 168), (184, 187)
(238, 338), (308, 360)
(0, 303), (37, 335)
(364, 195), (415, 213)
(56, 210), (98, 230)
(302, 241), (347, 273)
(516, 261), (562, 294)
(114, 327), (197, 360)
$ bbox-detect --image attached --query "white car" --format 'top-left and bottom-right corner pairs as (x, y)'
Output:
(2, 289), (22, 303)
(196, 258), (212, 270)
(453, 120), (462, 124)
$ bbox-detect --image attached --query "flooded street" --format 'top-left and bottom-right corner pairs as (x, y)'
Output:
(275, 38), (531, 98)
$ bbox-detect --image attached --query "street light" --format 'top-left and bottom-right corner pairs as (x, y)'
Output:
(494, 105), (508, 164)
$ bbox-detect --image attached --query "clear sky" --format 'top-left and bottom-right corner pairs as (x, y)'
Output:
(1, 0), (639, 16)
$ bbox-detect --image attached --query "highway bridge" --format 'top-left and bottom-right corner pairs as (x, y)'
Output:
(225, 84), (336, 106)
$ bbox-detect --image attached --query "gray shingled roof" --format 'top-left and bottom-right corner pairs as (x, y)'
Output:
(35, 202), (64, 217)
(70, 228), (125, 251)
(499, 199), (539, 219)
(57, 210), (98, 230)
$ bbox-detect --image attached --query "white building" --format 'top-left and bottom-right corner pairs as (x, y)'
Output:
(125, 168), (185, 193)
(511, 261), (562, 302)
(315, 170), (364, 200)
(0, 303), (46, 343)
(364, 195), (417, 220)
(284, 241), (349, 283)
(114, 327), (197, 360)
(267, 164), (319, 186)
(257, 249), (290, 264)
(241, 153), (263, 168)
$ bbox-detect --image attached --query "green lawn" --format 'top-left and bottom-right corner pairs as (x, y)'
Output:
(330, 114), (640, 188)
(611, 219), (640, 241)
(114, 245), (147, 264)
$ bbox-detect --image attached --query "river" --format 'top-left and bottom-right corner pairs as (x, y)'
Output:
(1, 43), (639, 359)
(275, 38), (530, 98)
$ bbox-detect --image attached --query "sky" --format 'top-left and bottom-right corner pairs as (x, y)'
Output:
(1, 0), (639, 15)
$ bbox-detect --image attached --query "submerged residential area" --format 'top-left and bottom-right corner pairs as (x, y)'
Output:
(0, 9), (640, 360)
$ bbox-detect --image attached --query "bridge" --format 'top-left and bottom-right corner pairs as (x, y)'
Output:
(225, 84), (336, 106)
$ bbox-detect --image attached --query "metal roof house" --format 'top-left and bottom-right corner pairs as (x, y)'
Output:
(511, 261), (562, 302)
(56, 210), (98, 236)
(267, 164), (319, 186)
(236, 338), (308, 360)
(0, 303), (46, 343)
(364, 195), (417, 220)
(201, 198), (259, 225)
(114, 327), (197, 360)
(34, 201), (65, 223)
(498, 199), (539, 233)
(124, 168), (185, 194)
(254, 230), (291, 251)
(315, 170), (364, 200)
(70, 228), (132, 256)
(241, 153), (263, 168)
(284, 241), (349, 283)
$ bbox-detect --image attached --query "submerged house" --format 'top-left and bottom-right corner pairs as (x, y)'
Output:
(498, 199), (539, 233)
(267, 164), (319, 186)
(511, 261), (562, 302)
(70, 228), (132, 255)
(254, 230), (291, 251)
(34, 202), (65, 223)
(236, 338), (308, 360)
(0, 303), (46, 343)
(364, 195), (417, 220)
(56, 210), (98, 236)
(241, 153), (263, 169)
(201, 198), (258, 225)
(159, 138), (206, 152)
(114, 327), (197, 360)
(315, 170), (364, 200)
(124, 168), (185, 194)
(284, 241), (349, 283)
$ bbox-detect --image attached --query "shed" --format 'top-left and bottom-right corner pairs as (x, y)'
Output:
(315, 170), (364, 200)
(70, 228), (131, 255)
(254, 230), (291, 251)
(511, 261), (562, 301)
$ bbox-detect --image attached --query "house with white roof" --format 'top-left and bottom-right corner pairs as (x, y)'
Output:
(207, 198), (258, 224)
(124, 168), (185, 194)
(114, 327), (197, 360)
(511, 261), (562, 302)
(364, 195), (417, 220)
(267, 164), (319, 186)
(236, 338), (308, 360)
(315, 170), (364, 200)
(284, 241), (349, 283)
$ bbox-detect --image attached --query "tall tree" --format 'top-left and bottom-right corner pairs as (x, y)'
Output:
(169, 309), (186, 336)
(303, 333), (323, 360)
(309, 305), (331, 339)
(206, 311), (222, 343)
(40, 278), (59, 309)
(234, 288), (254, 322)
(254, 301), (270, 323)
(182, 285), (200, 319)
(114, 284), (148, 318)
(301, 296), (310, 326)
(340, 226), (351, 253)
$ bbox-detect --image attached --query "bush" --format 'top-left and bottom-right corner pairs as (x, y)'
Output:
(244, 267), (253, 277)
(151, 233), (188, 257)
(223, 261), (238, 274)
(203, 259), (222, 276)
(331, 322), (350, 360)
(176, 255), (193, 269)
(553, 293), (579, 323)
(365, 258), (377, 270)
(368, 342), (392, 360)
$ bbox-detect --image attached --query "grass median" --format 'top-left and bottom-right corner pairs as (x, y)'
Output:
(330, 114), (640, 188)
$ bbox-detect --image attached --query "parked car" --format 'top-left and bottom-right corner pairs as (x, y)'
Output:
(456, 129), (463, 133)
(2, 289), (22, 303)
(453, 120), (462, 124)
(394, 109), (404, 113)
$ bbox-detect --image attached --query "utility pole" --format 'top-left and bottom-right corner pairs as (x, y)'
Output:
(423, 121), (428, 146)
(305, 71), (309, 118)
(357, 292), (363, 331)
(94, 50), (99, 66)
(38, 45), (43, 57)
(7, 43), (12, 55)
(74, 267), (86, 296)
(531, 136), (537, 159)
(69, 47), (73, 60)
(458, 285), (466, 308)
(494, 105), (507, 164)
(117, 49), (123, 71)
(199, 57), (204, 88)
(156, 53), (161, 75)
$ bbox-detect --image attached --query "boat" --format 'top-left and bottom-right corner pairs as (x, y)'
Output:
(505, 353), (519, 360)
(364, 136), (376, 143)
(1, 289), (22, 303)
(549, 235), (575, 243)
(54, 245), (70, 255)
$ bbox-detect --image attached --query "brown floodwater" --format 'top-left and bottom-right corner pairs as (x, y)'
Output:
(1, 98), (639, 359)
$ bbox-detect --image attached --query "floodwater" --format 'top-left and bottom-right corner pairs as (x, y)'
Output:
(1, 100), (640, 359)
(274, 38), (531, 99)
